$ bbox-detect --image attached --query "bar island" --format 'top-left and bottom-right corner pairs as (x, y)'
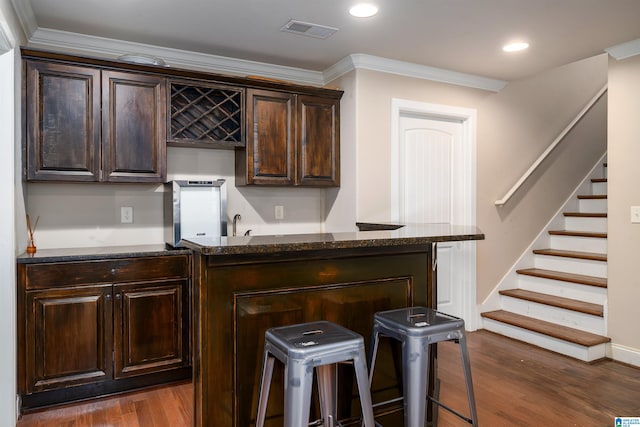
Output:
(184, 223), (484, 427)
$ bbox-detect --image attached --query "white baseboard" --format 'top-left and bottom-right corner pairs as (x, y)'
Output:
(610, 343), (640, 367)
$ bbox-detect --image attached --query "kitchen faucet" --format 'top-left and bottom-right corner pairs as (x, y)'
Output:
(232, 214), (241, 236)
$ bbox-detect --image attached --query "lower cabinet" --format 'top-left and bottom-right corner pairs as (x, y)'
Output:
(18, 254), (191, 410)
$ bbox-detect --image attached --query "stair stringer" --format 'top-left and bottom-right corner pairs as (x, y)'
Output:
(478, 153), (608, 327)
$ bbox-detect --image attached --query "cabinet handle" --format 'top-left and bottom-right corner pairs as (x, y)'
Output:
(105, 294), (112, 300)
(115, 293), (121, 300)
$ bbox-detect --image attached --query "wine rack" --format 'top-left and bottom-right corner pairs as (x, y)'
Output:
(169, 80), (244, 148)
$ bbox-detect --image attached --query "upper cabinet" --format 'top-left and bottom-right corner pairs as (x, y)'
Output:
(236, 89), (340, 187)
(25, 60), (166, 183)
(22, 49), (342, 187)
(102, 71), (166, 182)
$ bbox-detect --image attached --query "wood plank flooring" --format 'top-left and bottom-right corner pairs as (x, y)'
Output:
(17, 330), (640, 426)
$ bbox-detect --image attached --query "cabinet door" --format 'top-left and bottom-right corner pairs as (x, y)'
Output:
(25, 285), (113, 393)
(113, 280), (189, 378)
(242, 89), (295, 185)
(297, 95), (340, 186)
(102, 70), (167, 182)
(25, 61), (101, 181)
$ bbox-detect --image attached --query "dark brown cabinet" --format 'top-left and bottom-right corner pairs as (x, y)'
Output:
(25, 60), (166, 183)
(113, 280), (187, 378)
(18, 254), (190, 409)
(236, 88), (340, 187)
(26, 285), (113, 393)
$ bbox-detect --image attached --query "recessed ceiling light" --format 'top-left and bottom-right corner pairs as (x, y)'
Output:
(503, 42), (530, 53)
(349, 3), (378, 18)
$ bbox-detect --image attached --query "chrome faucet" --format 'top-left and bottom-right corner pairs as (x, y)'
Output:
(232, 214), (241, 236)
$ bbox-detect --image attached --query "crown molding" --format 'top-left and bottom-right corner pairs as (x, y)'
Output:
(324, 53), (507, 92)
(605, 38), (640, 61)
(28, 28), (326, 86)
(27, 28), (507, 92)
(9, 0), (37, 39)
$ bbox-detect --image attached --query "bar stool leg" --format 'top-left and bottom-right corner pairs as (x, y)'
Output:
(256, 351), (275, 427)
(283, 359), (314, 427)
(403, 337), (429, 427)
(353, 351), (376, 427)
(368, 325), (381, 385)
(458, 333), (479, 427)
(317, 364), (338, 427)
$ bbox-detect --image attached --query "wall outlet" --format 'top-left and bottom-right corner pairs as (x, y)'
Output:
(275, 205), (284, 220)
(121, 206), (134, 224)
(631, 206), (640, 224)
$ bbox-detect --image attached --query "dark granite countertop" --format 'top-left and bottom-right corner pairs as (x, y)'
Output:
(183, 223), (484, 256)
(16, 244), (191, 264)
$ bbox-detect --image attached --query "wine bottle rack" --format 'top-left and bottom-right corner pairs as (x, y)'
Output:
(169, 80), (244, 148)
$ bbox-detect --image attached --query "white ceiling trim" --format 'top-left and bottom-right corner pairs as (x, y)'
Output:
(605, 38), (640, 61)
(28, 28), (326, 86)
(28, 27), (507, 92)
(9, 0), (36, 39)
(330, 54), (507, 92)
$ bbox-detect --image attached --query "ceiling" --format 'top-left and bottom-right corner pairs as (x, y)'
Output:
(19, 0), (640, 82)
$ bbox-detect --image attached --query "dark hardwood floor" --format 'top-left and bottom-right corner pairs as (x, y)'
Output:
(17, 330), (640, 426)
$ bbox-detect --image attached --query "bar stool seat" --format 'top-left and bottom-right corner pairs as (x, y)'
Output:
(369, 307), (478, 426)
(256, 320), (375, 427)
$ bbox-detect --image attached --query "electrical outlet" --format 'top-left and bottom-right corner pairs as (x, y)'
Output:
(121, 206), (134, 224)
(275, 205), (284, 220)
(631, 206), (640, 224)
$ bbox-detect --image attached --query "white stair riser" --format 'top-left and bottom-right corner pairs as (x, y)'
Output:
(549, 235), (607, 253)
(500, 296), (605, 335)
(590, 182), (607, 195)
(578, 198), (607, 212)
(482, 318), (607, 362)
(564, 217), (607, 232)
(517, 275), (607, 305)
(534, 255), (607, 277)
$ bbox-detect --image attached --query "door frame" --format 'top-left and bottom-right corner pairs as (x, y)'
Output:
(390, 98), (479, 329)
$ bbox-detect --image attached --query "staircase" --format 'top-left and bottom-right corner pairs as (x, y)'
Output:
(482, 161), (610, 362)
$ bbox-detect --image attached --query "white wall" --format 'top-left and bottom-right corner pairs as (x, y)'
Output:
(26, 147), (329, 248)
(350, 55), (608, 303)
(324, 70), (358, 232)
(1, 0), (25, 423)
(607, 53), (640, 365)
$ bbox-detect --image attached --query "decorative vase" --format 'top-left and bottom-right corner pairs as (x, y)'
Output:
(27, 238), (36, 255)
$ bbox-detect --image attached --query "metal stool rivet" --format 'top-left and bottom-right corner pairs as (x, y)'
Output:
(256, 320), (376, 427)
(369, 307), (478, 426)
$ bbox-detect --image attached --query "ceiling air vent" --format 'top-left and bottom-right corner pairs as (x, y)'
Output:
(280, 20), (338, 39)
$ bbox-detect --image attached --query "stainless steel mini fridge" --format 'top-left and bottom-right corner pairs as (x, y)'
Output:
(164, 179), (227, 247)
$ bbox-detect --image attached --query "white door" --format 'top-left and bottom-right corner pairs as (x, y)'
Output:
(391, 99), (477, 328)
(399, 114), (464, 317)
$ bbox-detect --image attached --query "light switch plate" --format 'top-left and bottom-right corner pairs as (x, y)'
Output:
(631, 206), (640, 224)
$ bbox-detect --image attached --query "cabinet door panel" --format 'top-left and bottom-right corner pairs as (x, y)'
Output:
(26, 285), (113, 392)
(297, 95), (340, 186)
(114, 280), (188, 378)
(26, 61), (100, 181)
(102, 71), (166, 182)
(244, 89), (294, 185)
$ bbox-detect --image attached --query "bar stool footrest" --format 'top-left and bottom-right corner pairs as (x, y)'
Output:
(428, 396), (474, 425)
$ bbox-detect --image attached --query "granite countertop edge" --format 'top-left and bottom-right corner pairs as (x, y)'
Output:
(16, 223), (485, 262)
(17, 244), (191, 264)
(185, 222), (485, 256)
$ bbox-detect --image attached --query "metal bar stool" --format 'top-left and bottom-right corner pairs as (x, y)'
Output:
(368, 307), (478, 426)
(256, 320), (376, 427)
